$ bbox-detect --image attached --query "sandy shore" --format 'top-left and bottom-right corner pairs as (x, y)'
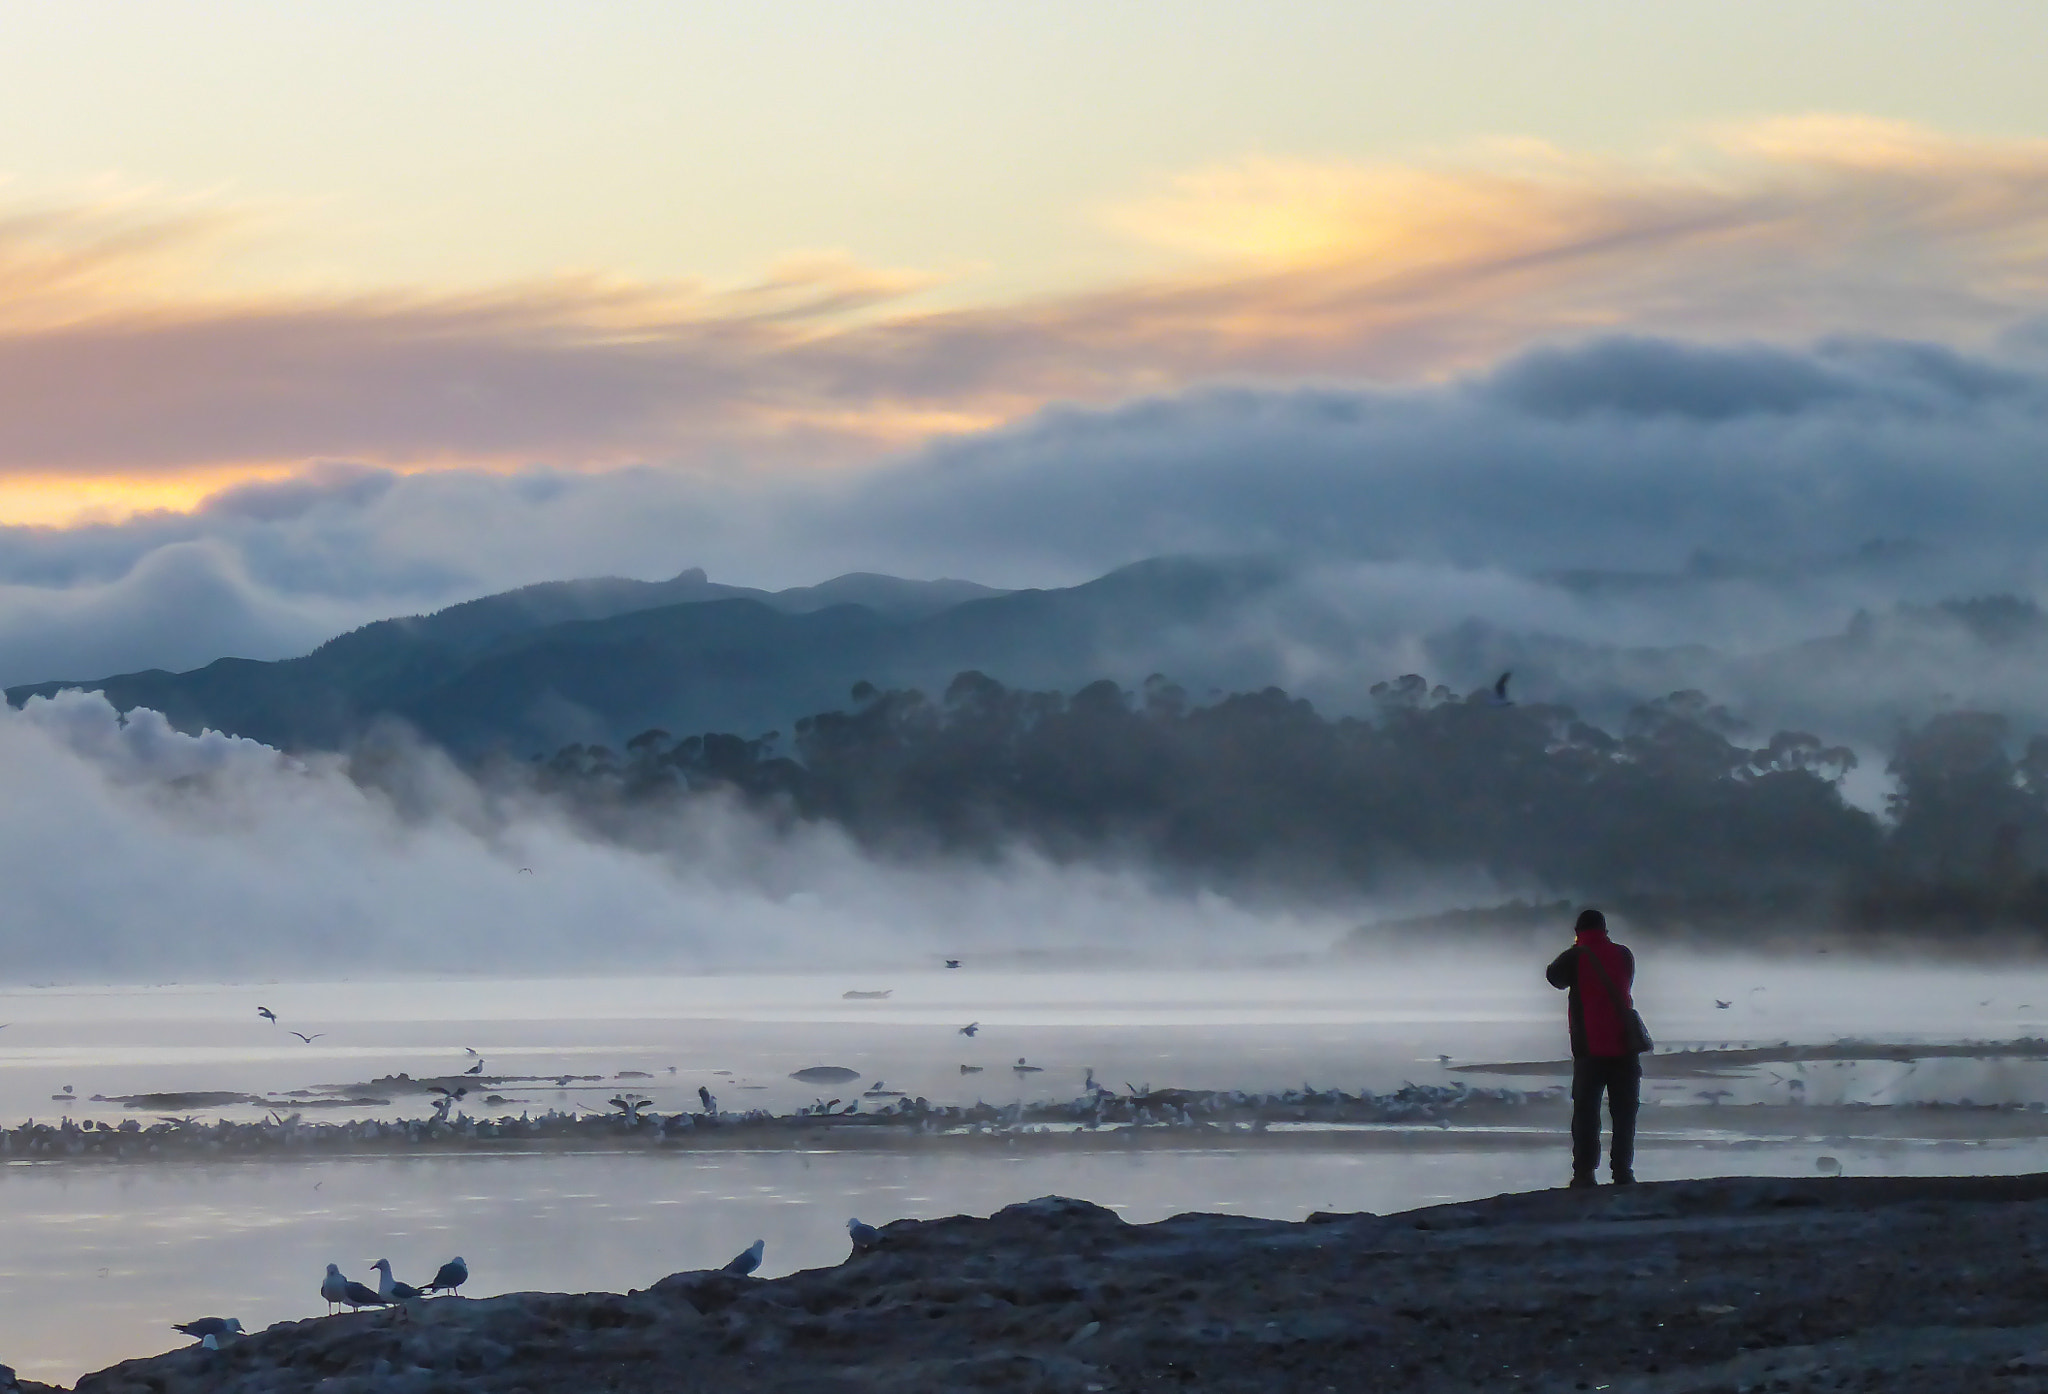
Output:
(23, 1172), (2048, 1393)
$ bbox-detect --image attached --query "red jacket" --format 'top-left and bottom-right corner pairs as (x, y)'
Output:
(1545, 929), (1635, 1059)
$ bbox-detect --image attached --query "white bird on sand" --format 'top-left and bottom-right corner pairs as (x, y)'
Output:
(423, 1257), (468, 1296)
(321, 1263), (349, 1314)
(173, 1317), (243, 1343)
(846, 1218), (880, 1251)
(371, 1259), (425, 1301)
(723, 1239), (765, 1276)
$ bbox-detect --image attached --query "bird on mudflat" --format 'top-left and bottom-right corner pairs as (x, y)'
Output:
(257, 1007), (277, 1024)
(723, 1239), (765, 1276)
(846, 1218), (880, 1252)
(958, 1022), (979, 1037)
(423, 1257), (468, 1296)
(370, 1259), (424, 1302)
(173, 1317), (243, 1343)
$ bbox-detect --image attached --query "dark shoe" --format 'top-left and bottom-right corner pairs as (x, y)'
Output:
(1611, 1171), (1636, 1185)
(1568, 1173), (1598, 1189)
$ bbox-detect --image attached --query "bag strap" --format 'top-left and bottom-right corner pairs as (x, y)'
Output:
(1579, 942), (1632, 1018)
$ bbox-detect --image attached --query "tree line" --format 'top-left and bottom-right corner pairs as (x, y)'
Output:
(528, 670), (2048, 939)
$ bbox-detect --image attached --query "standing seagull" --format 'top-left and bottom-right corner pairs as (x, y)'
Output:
(340, 1279), (388, 1312)
(1487, 671), (1514, 707)
(423, 1257), (468, 1296)
(172, 1317), (243, 1343)
(723, 1239), (765, 1276)
(320, 1264), (350, 1315)
(370, 1259), (424, 1301)
(846, 1218), (880, 1252)
(257, 1007), (277, 1024)
(465, 1060), (484, 1075)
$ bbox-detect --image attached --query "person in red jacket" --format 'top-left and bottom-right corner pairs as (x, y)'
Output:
(1545, 908), (1639, 1187)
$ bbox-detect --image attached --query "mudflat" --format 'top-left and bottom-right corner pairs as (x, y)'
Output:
(36, 1173), (2048, 1394)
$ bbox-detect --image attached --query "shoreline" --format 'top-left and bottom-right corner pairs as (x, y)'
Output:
(30, 1172), (2048, 1393)
(17, 1093), (2048, 1165)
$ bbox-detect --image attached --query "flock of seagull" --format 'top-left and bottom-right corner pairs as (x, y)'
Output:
(171, 1220), (890, 1348)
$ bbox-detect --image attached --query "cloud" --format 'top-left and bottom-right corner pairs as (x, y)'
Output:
(0, 120), (2046, 508)
(0, 689), (1347, 979)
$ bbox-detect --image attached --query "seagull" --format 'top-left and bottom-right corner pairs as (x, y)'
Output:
(370, 1259), (424, 1302)
(723, 1239), (765, 1276)
(257, 1007), (277, 1024)
(172, 1317), (243, 1342)
(465, 1060), (484, 1075)
(465, 1048), (480, 1057)
(846, 1218), (880, 1252)
(1715, 1000), (1732, 1009)
(340, 1280), (388, 1312)
(519, 868), (533, 874)
(321, 1264), (350, 1315)
(944, 959), (961, 969)
(423, 1257), (468, 1296)
(291, 1031), (324, 1043)
(958, 1022), (979, 1037)
(698, 1085), (715, 1111)
(1487, 671), (1514, 706)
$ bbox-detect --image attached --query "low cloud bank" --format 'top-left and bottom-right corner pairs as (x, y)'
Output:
(0, 691), (1349, 982)
(4, 334), (2048, 741)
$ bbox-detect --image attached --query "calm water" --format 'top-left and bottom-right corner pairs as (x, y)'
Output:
(6, 957), (2048, 1382)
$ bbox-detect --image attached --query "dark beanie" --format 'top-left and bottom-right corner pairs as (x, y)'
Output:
(1574, 908), (1607, 936)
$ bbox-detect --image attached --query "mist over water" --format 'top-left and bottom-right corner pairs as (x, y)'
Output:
(0, 689), (1360, 981)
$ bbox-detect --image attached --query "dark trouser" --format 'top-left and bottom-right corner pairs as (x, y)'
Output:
(1571, 1055), (1641, 1179)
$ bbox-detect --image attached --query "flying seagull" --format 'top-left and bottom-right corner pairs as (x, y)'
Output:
(1488, 671), (1514, 706)
(464, 1047), (479, 1057)
(257, 1007), (277, 1024)
(172, 1317), (243, 1343)
(958, 1022), (979, 1037)
(371, 1259), (424, 1302)
(1715, 1000), (1732, 1009)
(423, 1257), (468, 1296)
(291, 1031), (324, 1043)
(944, 959), (961, 969)
(846, 1218), (880, 1252)
(698, 1085), (715, 1111)
(723, 1239), (765, 1276)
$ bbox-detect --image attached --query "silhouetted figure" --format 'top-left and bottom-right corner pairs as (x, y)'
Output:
(1546, 908), (1642, 1186)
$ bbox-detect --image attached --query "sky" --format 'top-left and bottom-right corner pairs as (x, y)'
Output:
(0, 2), (2045, 527)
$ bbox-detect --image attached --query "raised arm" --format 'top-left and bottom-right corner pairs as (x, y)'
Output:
(1544, 945), (1578, 989)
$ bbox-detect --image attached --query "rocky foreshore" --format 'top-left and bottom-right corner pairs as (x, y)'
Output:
(24, 1174), (2048, 1393)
